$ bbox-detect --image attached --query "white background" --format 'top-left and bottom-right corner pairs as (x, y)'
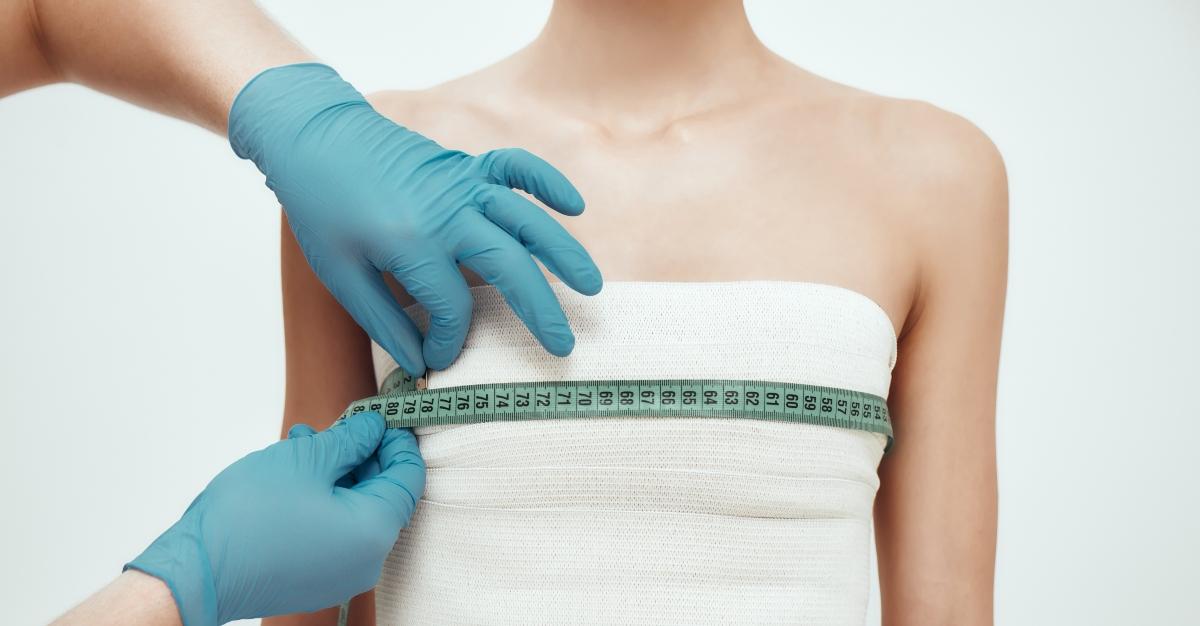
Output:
(2, 1), (1198, 624)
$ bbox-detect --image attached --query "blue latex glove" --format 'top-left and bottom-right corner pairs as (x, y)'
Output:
(228, 63), (603, 376)
(125, 413), (425, 625)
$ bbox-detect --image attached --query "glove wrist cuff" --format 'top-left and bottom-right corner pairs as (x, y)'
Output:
(227, 62), (368, 170)
(124, 518), (219, 626)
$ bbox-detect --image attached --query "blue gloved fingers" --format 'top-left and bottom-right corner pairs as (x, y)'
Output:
(287, 423), (318, 439)
(322, 263), (427, 378)
(290, 422), (363, 488)
(351, 450), (382, 485)
(478, 186), (604, 296)
(454, 213), (576, 356)
(311, 412), (387, 482)
(350, 427), (425, 526)
(479, 148), (586, 216)
(386, 253), (474, 371)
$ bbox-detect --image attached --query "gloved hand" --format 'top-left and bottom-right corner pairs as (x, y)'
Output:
(125, 412), (425, 626)
(228, 63), (603, 377)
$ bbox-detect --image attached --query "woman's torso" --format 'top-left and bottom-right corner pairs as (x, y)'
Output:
(362, 53), (934, 626)
(369, 280), (898, 625)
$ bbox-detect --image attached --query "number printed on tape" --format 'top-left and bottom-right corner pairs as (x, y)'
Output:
(338, 370), (895, 453)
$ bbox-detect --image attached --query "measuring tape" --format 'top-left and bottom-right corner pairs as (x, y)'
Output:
(334, 368), (893, 624)
(339, 368), (894, 451)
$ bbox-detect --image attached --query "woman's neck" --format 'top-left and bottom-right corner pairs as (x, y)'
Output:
(508, 0), (775, 136)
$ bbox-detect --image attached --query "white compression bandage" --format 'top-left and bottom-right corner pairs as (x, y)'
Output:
(369, 280), (898, 626)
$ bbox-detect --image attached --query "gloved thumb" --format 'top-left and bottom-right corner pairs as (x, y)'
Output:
(287, 423), (318, 439)
(310, 411), (386, 481)
(351, 427), (425, 526)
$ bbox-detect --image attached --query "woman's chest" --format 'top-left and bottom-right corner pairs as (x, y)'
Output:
(530, 145), (913, 334)
(421, 112), (915, 335)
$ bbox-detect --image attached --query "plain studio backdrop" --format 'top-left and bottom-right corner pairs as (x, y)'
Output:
(2, 1), (1197, 624)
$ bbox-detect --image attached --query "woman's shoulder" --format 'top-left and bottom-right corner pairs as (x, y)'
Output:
(861, 93), (1005, 195)
(365, 84), (508, 150)
(775, 67), (1007, 242)
(847, 88), (1007, 238)
(767, 67), (1008, 332)
(772, 64), (1005, 189)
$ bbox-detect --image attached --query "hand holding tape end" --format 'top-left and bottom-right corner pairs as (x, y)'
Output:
(124, 412), (426, 625)
(229, 63), (604, 377)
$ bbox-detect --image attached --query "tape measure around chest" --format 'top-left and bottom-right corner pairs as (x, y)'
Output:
(340, 368), (894, 451)
(333, 369), (893, 625)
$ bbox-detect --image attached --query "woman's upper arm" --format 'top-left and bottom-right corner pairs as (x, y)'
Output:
(279, 89), (424, 432)
(280, 208), (378, 434)
(874, 109), (1009, 625)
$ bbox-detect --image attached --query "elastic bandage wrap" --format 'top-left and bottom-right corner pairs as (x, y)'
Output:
(370, 280), (898, 625)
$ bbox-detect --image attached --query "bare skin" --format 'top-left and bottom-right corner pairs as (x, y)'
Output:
(279, 1), (1007, 624)
(1, 0), (313, 132)
(53, 571), (181, 626)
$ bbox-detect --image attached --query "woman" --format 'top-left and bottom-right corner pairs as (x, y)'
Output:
(274, 1), (1006, 624)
